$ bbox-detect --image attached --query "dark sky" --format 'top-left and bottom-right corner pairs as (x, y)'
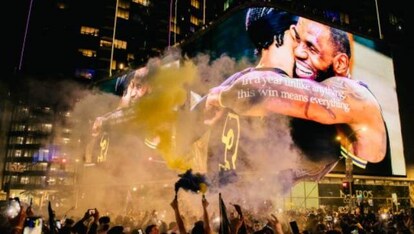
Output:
(5, 0), (30, 76)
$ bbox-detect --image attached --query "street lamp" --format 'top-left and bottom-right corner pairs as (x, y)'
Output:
(336, 126), (367, 210)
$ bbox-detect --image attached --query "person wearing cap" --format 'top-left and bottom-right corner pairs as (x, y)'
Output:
(202, 7), (387, 187)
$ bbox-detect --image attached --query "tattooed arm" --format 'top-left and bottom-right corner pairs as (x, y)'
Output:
(205, 70), (386, 163)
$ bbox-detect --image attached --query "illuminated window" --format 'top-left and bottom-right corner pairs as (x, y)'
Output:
(57, 3), (66, 9)
(191, 0), (200, 9)
(10, 137), (24, 144)
(13, 124), (25, 131)
(39, 148), (50, 158)
(10, 176), (18, 184)
(26, 137), (35, 144)
(111, 60), (117, 70)
(190, 15), (199, 26)
(127, 53), (135, 61)
(24, 150), (32, 157)
(80, 26), (99, 36)
(33, 163), (48, 171)
(100, 40), (112, 48)
(118, 0), (130, 9)
(78, 49), (97, 57)
(27, 124), (39, 132)
(114, 39), (127, 49)
(171, 24), (180, 34)
(15, 150), (22, 157)
(47, 177), (56, 185)
(62, 137), (70, 144)
(340, 13), (350, 24)
(20, 176), (30, 184)
(117, 8), (129, 20)
(41, 123), (53, 133)
(132, 0), (149, 6)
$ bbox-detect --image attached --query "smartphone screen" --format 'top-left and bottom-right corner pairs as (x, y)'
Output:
(56, 220), (62, 229)
(23, 217), (43, 234)
(289, 221), (300, 234)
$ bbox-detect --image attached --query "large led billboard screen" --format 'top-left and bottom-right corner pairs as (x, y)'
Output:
(179, 7), (405, 178)
(89, 6), (405, 199)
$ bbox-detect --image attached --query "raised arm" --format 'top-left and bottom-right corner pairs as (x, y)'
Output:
(202, 196), (211, 234)
(170, 196), (187, 234)
(206, 70), (386, 163)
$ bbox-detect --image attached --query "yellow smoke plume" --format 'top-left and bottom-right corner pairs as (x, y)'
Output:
(132, 59), (198, 172)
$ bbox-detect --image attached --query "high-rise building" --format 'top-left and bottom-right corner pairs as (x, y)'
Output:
(0, 76), (86, 208)
(13, 0), (224, 82)
(1, 102), (76, 207)
(2, 0), (227, 205)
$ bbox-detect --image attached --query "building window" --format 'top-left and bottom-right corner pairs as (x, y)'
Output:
(80, 26), (99, 36)
(78, 49), (97, 57)
(100, 40), (112, 48)
(118, 0), (130, 9)
(117, 8), (129, 20)
(111, 60), (117, 70)
(340, 13), (350, 24)
(127, 53), (135, 61)
(62, 137), (70, 144)
(27, 137), (34, 144)
(132, 0), (149, 6)
(10, 136), (24, 144)
(191, 0), (200, 9)
(33, 163), (48, 171)
(41, 123), (53, 133)
(171, 24), (180, 34)
(190, 15), (199, 26)
(47, 177), (56, 185)
(21, 176), (30, 184)
(57, 2), (66, 9)
(7, 163), (25, 172)
(27, 124), (38, 132)
(38, 148), (50, 161)
(10, 176), (18, 184)
(24, 150), (33, 158)
(26, 137), (39, 144)
(114, 39), (127, 49)
(12, 124), (25, 131)
(16, 107), (29, 116)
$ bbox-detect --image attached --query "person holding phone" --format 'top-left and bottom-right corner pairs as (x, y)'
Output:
(23, 217), (43, 234)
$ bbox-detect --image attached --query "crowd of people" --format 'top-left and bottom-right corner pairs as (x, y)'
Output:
(1, 196), (414, 234)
